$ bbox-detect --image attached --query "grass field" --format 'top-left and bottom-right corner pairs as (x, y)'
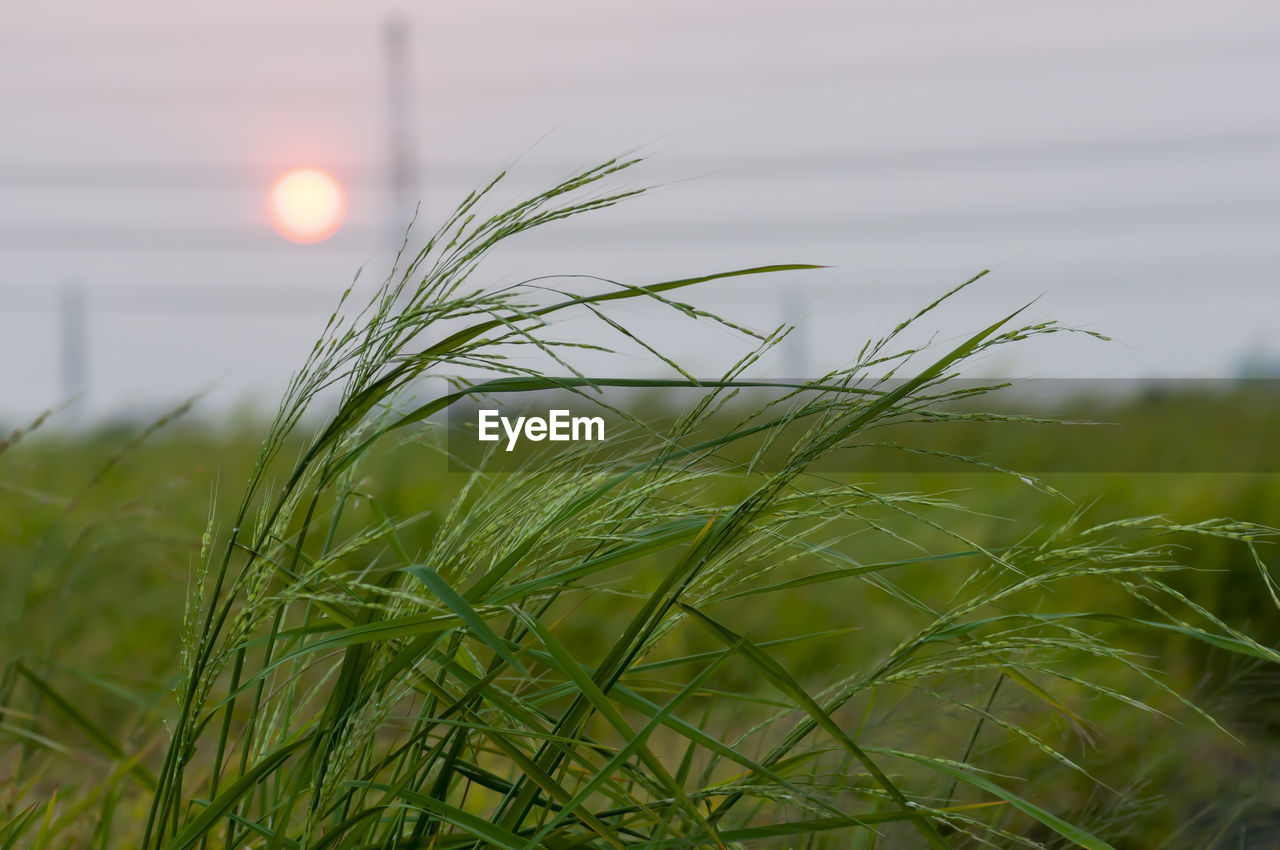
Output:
(3, 160), (1278, 848)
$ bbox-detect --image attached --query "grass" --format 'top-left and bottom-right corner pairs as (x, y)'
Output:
(3, 156), (1279, 848)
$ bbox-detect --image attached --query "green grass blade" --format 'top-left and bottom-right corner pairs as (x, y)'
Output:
(161, 735), (312, 850)
(677, 603), (953, 850)
(889, 750), (1117, 850)
(406, 564), (529, 675)
(14, 663), (157, 791)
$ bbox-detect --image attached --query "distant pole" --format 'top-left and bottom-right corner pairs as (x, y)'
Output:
(58, 279), (88, 424)
(384, 14), (416, 245)
(781, 287), (808, 379)
(385, 13), (437, 413)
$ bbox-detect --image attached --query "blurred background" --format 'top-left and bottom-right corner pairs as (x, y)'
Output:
(4, 5), (1280, 846)
(2, 0), (1279, 424)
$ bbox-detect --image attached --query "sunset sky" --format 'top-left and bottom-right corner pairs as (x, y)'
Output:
(2, 0), (1278, 421)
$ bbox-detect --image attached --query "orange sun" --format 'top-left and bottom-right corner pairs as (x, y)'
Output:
(268, 167), (347, 244)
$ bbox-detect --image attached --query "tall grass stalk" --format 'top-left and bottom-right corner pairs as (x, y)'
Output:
(12, 157), (1278, 849)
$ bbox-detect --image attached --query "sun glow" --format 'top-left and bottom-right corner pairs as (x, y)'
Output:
(268, 167), (347, 244)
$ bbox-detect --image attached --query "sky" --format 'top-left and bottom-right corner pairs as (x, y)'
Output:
(1, 0), (1278, 423)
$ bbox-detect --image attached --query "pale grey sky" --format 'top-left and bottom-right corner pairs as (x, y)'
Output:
(1, 0), (1278, 422)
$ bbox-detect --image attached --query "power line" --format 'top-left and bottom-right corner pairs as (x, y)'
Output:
(0, 226), (370, 252)
(0, 194), (1276, 253)
(0, 7), (794, 54)
(0, 129), (1276, 191)
(1, 36), (1275, 110)
(0, 270), (1276, 315)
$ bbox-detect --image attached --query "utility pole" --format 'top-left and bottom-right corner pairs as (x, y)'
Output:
(384, 14), (417, 245)
(384, 13), (439, 415)
(58, 278), (88, 425)
(781, 286), (808, 379)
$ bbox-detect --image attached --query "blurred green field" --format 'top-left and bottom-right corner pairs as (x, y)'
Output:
(3, 396), (1279, 847)
(4, 162), (1278, 849)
